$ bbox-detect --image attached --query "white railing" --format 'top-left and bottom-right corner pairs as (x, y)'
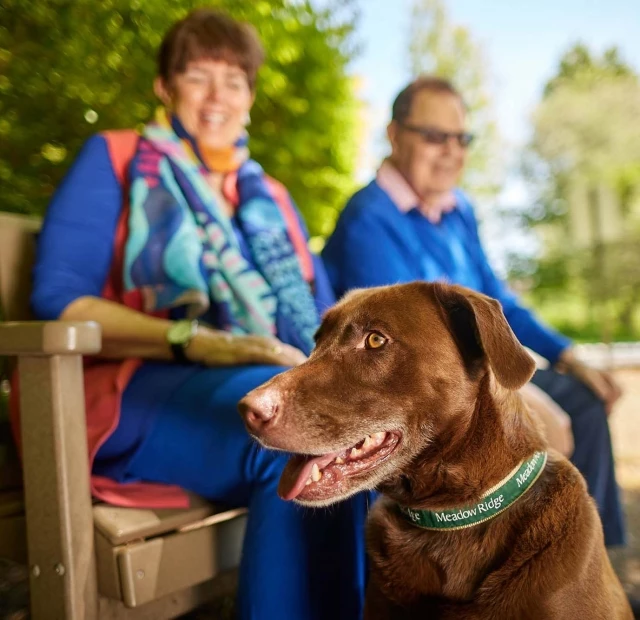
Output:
(527, 342), (640, 370)
(574, 342), (640, 370)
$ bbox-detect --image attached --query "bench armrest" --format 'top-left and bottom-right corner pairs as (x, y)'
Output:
(0, 319), (101, 618)
(0, 321), (101, 356)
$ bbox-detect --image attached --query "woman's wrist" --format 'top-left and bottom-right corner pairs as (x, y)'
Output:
(185, 326), (237, 364)
(185, 326), (219, 363)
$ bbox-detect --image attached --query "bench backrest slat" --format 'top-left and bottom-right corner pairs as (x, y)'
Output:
(0, 213), (42, 322)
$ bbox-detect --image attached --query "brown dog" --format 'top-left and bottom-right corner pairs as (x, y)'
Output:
(238, 282), (632, 619)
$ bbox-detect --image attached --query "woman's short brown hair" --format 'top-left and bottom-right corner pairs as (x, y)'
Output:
(392, 76), (463, 124)
(158, 9), (265, 90)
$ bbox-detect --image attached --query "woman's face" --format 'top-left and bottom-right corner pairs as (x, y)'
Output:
(156, 58), (254, 149)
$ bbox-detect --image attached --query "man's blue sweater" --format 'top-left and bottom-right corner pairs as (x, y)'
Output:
(322, 181), (570, 364)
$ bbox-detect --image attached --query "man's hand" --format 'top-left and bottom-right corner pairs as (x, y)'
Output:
(557, 348), (623, 415)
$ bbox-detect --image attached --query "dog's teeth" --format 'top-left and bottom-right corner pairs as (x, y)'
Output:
(362, 436), (372, 450)
(373, 432), (386, 443)
(350, 448), (360, 459)
(311, 463), (322, 482)
(305, 478), (312, 486)
(335, 456), (345, 464)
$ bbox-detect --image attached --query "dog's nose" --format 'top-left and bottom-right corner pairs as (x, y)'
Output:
(238, 388), (280, 433)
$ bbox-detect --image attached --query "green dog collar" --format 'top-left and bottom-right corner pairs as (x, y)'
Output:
(399, 451), (547, 531)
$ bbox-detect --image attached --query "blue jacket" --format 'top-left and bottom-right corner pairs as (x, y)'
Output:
(32, 134), (336, 333)
(322, 180), (571, 364)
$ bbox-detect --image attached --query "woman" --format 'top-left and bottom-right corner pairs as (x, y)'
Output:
(322, 76), (626, 548)
(21, 10), (367, 619)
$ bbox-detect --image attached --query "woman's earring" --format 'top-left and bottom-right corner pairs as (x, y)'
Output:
(244, 112), (251, 126)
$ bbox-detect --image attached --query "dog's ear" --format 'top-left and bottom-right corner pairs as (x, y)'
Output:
(431, 282), (535, 390)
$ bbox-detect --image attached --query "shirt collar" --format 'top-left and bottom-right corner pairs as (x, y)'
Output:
(376, 158), (457, 224)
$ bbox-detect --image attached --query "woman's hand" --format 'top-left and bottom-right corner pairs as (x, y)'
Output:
(520, 382), (574, 457)
(557, 348), (623, 416)
(188, 327), (307, 367)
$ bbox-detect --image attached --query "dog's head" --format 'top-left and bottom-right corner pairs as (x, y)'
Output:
(238, 282), (535, 507)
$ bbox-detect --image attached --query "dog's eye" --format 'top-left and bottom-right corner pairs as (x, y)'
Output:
(365, 332), (387, 350)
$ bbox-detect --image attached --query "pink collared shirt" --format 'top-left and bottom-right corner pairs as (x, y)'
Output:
(376, 159), (457, 224)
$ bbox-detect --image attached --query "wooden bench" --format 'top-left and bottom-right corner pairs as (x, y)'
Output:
(0, 212), (247, 619)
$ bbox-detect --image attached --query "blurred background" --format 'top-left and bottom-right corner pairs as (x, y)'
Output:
(2, 0), (640, 345)
(1, 0), (640, 608)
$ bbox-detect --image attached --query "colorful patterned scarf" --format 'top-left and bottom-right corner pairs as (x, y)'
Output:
(123, 108), (319, 353)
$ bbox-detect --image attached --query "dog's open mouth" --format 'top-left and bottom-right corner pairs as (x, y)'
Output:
(278, 431), (401, 502)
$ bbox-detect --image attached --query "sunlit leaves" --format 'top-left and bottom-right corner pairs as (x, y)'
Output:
(515, 44), (640, 341)
(0, 0), (360, 237)
(408, 0), (502, 202)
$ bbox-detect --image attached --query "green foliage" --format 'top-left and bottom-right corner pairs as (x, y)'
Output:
(0, 0), (360, 237)
(408, 0), (501, 201)
(525, 44), (640, 223)
(511, 46), (640, 342)
(527, 292), (640, 344)
(544, 43), (636, 97)
(514, 234), (640, 343)
(532, 80), (640, 186)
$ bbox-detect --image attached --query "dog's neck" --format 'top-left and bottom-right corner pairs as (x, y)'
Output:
(398, 449), (547, 530)
(380, 372), (546, 512)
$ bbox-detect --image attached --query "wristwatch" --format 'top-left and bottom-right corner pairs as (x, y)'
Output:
(166, 320), (199, 363)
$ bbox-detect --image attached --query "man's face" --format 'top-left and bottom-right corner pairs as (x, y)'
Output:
(388, 90), (469, 197)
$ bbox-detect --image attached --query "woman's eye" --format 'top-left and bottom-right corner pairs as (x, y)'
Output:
(365, 332), (387, 350)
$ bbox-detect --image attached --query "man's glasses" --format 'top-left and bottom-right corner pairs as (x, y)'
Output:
(400, 124), (475, 148)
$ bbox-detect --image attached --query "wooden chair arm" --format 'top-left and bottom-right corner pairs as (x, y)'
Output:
(0, 321), (101, 356)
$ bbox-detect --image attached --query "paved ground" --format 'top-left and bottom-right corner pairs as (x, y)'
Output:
(607, 369), (640, 598)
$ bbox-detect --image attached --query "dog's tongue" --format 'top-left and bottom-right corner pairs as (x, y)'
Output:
(278, 450), (342, 500)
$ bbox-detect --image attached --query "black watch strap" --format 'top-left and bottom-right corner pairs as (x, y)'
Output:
(167, 319), (198, 363)
(170, 342), (190, 363)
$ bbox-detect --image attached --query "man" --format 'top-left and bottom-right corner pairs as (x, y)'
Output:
(322, 76), (625, 547)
